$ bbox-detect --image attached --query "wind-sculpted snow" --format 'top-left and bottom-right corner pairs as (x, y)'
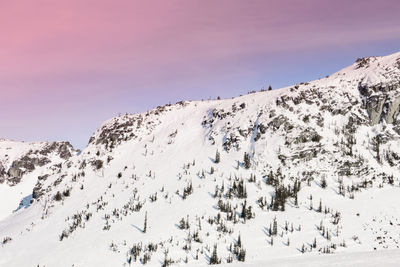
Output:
(1, 52), (400, 266)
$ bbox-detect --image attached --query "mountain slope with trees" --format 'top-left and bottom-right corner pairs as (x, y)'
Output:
(1, 52), (400, 266)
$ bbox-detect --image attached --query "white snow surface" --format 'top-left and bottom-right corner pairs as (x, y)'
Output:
(1, 52), (400, 266)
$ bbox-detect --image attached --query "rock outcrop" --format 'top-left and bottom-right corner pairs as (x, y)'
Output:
(0, 141), (75, 186)
(359, 82), (400, 125)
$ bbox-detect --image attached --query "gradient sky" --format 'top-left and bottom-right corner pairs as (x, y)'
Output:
(1, 0), (400, 149)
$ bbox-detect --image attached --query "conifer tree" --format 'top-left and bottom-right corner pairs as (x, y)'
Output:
(179, 218), (186, 229)
(210, 244), (220, 265)
(321, 177), (327, 188)
(269, 223), (272, 236)
(241, 201), (247, 219)
(55, 191), (62, 201)
(273, 218), (278, 236)
(238, 248), (246, 262)
(186, 215), (190, 229)
(162, 249), (172, 267)
(215, 150), (220, 164)
(243, 152), (251, 169)
(143, 211), (148, 233)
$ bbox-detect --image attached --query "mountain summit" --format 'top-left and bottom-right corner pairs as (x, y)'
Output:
(1, 51), (400, 266)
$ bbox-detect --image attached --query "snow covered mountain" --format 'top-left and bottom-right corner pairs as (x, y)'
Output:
(1, 51), (400, 266)
(0, 139), (75, 221)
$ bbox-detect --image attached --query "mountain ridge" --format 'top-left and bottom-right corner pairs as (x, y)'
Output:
(1, 51), (400, 266)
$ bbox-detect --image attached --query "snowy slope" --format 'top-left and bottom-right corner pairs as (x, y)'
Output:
(0, 139), (75, 221)
(1, 51), (400, 266)
(225, 249), (400, 267)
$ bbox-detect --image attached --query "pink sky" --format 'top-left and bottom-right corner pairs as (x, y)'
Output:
(1, 0), (400, 148)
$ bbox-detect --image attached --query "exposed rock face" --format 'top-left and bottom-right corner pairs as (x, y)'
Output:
(1, 141), (75, 186)
(359, 82), (400, 125)
(0, 163), (6, 183)
(355, 57), (374, 69)
(40, 142), (74, 160)
(7, 156), (51, 185)
(32, 176), (48, 199)
(58, 142), (73, 160)
(293, 128), (322, 144)
(268, 115), (293, 132)
(366, 95), (386, 125)
(7, 167), (23, 185)
(384, 94), (400, 124)
(32, 185), (42, 199)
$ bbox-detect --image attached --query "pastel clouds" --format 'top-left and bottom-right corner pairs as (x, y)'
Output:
(0, 0), (399, 148)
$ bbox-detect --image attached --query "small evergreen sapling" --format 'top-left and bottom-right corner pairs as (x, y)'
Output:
(143, 211), (148, 233)
(215, 150), (220, 164)
(321, 177), (327, 188)
(210, 244), (220, 264)
(243, 152), (251, 169)
(55, 191), (62, 201)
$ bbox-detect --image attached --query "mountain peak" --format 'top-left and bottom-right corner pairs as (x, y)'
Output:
(326, 51), (400, 87)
